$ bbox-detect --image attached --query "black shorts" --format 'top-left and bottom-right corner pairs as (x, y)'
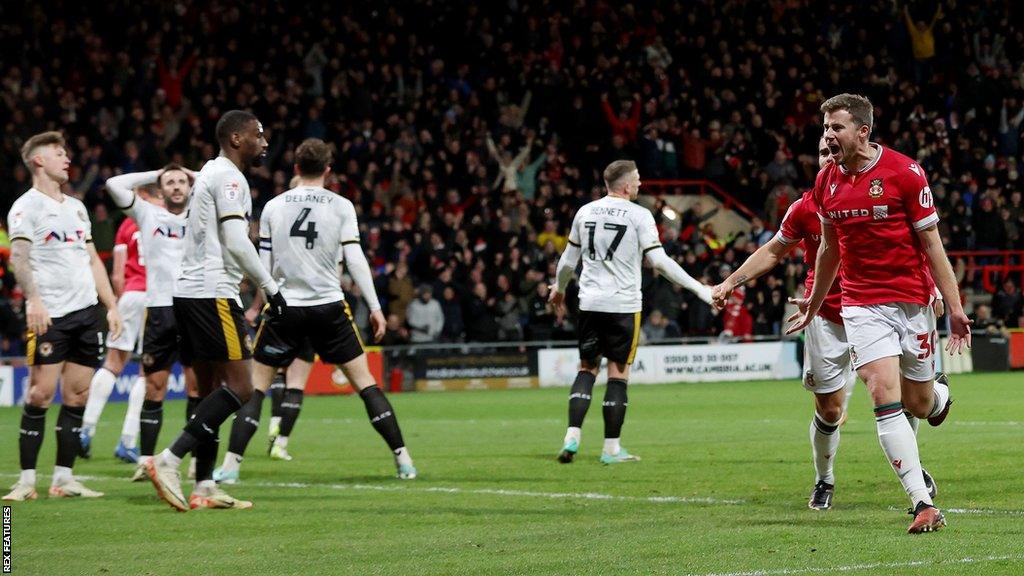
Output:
(141, 306), (190, 374)
(253, 300), (364, 367)
(27, 303), (105, 368)
(578, 310), (641, 365)
(173, 297), (253, 364)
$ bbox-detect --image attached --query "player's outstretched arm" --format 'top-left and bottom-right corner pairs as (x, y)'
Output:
(645, 247), (713, 305)
(106, 170), (161, 214)
(548, 242), (581, 312)
(712, 239), (793, 309)
(87, 242), (122, 340)
(342, 242), (385, 341)
(786, 223), (839, 335)
(917, 224), (972, 353)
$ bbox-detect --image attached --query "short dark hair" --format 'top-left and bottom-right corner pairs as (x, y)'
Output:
(294, 138), (332, 177)
(21, 131), (65, 167)
(158, 163), (192, 187)
(820, 93), (873, 135)
(603, 160), (637, 191)
(215, 110), (257, 147)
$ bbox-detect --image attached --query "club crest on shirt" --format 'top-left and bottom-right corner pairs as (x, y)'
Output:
(142, 353), (155, 367)
(804, 372), (816, 388)
(868, 179), (884, 198)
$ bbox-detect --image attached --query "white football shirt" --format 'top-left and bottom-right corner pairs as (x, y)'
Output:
(7, 189), (97, 318)
(567, 196), (661, 314)
(259, 186), (358, 306)
(174, 156), (253, 300)
(123, 198), (187, 307)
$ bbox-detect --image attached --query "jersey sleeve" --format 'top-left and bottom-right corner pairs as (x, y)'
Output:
(114, 218), (135, 250)
(636, 207), (661, 254)
(7, 197), (35, 243)
(339, 199), (360, 245)
(901, 162), (939, 231)
(257, 204), (272, 254)
(811, 167), (832, 226)
(566, 209), (582, 248)
(212, 173), (250, 222)
(775, 198), (805, 245)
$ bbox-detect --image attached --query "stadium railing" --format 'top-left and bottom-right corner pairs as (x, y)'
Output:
(947, 250), (1024, 294)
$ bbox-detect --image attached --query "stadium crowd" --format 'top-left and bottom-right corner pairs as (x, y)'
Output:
(1, 0), (1022, 353)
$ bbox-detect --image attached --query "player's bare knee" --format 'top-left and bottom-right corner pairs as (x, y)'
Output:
(26, 385), (55, 409)
(579, 359), (600, 374)
(103, 349), (129, 374)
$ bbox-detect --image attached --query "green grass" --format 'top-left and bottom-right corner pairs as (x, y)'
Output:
(3, 372), (1023, 575)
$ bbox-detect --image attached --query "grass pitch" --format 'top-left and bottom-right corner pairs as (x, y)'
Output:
(3, 372), (1023, 575)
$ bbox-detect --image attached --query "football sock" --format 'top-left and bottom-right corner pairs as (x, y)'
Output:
(194, 479), (217, 494)
(193, 431), (219, 483)
(55, 405), (84, 469)
(269, 372), (285, 420)
(186, 395), (201, 423)
(51, 465), (73, 486)
(139, 400), (164, 457)
(875, 402), (931, 506)
(810, 412), (841, 485)
(904, 411), (920, 435)
(567, 371), (596, 428)
(602, 378), (628, 443)
(393, 446), (413, 467)
(928, 378), (951, 419)
(82, 367), (117, 431)
(603, 437), (621, 455)
(564, 426), (581, 445)
(120, 376), (146, 448)
(359, 386), (405, 451)
(273, 436), (289, 449)
(170, 388), (242, 459)
(279, 389), (304, 437)
(228, 389), (264, 456)
(19, 405), (47, 472)
(19, 469), (36, 486)
(220, 452), (243, 474)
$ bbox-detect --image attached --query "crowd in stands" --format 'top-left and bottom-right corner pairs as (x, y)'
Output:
(1, 0), (1022, 353)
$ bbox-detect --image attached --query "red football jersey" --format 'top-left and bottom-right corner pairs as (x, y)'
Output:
(813, 144), (938, 307)
(776, 191), (843, 325)
(114, 217), (146, 293)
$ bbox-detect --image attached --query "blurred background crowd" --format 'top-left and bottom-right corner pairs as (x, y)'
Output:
(1, 0), (1022, 354)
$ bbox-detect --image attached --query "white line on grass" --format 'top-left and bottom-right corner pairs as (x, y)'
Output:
(683, 554), (1024, 576)
(0, 473), (744, 506)
(887, 505), (1024, 516)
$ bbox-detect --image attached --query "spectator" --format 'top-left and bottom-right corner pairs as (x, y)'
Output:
(972, 304), (1009, 337)
(991, 278), (1023, 328)
(379, 313), (410, 346)
(641, 309), (682, 343)
(387, 262), (415, 323)
(464, 282), (499, 342)
(406, 285), (444, 343)
(439, 286), (465, 342)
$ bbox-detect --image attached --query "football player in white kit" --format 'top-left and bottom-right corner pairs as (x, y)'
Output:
(3, 131), (123, 501)
(711, 140), (939, 510)
(549, 160), (714, 464)
(145, 110), (287, 512)
(104, 164), (202, 482)
(214, 138), (416, 483)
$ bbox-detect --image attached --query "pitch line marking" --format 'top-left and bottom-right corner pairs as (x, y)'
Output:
(887, 505), (1024, 516)
(683, 554), (1024, 576)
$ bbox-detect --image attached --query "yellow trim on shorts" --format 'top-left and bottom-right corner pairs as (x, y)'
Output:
(216, 298), (243, 360)
(626, 311), (641, 364)
(26, 331), (36, 366)
(253, 304), (270, 346)
(343, 301), (365, 350)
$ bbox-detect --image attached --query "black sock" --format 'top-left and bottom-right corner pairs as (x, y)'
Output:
(186, 395), (201, 424)
(279, 389), (304, 437)
(269, 373), (286, 419)
(140, 400), (164, 457)
(170, 387), (242, 459)
(228, 389), (264, 456)
(359, 386), (405, 451)
(602, 378), (628, 439)
(568, 371), (597, 428)
(55, 405), (85, 468)
(19, 405), (47, 471)
(194, 431), (219, 482)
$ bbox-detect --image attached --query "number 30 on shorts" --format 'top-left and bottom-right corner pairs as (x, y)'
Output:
(916, 331), (937, 359)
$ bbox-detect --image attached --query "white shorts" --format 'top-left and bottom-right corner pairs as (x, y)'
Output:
(106, 290), (146, 352)
(802, 315), (853, 394)
(841, 303), (937, 382)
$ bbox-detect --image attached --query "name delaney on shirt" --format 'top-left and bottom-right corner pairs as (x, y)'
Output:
(285, 194), (334, 204)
